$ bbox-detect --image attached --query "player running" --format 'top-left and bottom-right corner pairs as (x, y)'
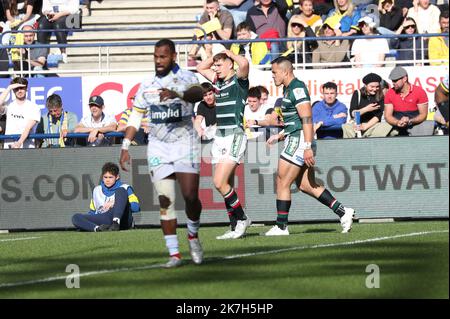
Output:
(263, 57), (355, 236)
(120, 39), (204, 268)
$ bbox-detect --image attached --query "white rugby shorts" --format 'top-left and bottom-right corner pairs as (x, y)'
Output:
(280, 131), (317, 167)
(147, 138), (200, 181)
(211, 133), (247, 164)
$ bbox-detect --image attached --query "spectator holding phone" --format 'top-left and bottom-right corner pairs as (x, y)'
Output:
(342, 73), (392, 138)
(38, 0), (79, 63)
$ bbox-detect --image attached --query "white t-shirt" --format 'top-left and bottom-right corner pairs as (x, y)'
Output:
(79, 113), (116, 146)
(351, 38), (390, 68)
(244, 103), (271, 122)
(2, 99), (41, 149)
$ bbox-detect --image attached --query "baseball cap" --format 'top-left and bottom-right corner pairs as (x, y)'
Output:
(388, 66), (408, 81)
(358, 16), (376, 28)
(89, 95), (104, 107)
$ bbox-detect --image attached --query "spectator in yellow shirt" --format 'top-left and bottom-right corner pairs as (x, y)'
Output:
(428, 10), (449, 66)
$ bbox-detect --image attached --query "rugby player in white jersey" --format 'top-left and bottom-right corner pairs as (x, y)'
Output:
(120, 39), (204, 268)
(196, 50), (251, 240)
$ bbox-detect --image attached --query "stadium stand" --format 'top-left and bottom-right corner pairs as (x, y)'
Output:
(59, 0), (204, 75)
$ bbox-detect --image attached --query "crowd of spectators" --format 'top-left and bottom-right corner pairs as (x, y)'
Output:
(0, 0), (103, 76)
(188, 0), (449, 67)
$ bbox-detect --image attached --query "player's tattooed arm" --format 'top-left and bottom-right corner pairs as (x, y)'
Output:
(301, 116), (313, 124)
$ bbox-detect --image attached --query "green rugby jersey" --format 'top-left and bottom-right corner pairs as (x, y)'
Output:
(281, 78), (311, 136)
(214, 74), (249, 135)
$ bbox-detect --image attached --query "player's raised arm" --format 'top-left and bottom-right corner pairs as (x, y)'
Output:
(196, 56), (217, 82)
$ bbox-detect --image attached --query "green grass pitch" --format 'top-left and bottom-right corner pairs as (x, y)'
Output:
(0, 221), (448, 299)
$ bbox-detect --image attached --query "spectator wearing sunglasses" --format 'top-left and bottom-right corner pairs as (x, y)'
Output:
(391, 17), (423, 66)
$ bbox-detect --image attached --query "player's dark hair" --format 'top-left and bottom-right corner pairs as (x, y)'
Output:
(155, 38), (176, 54)
(213, 52), (232, 63)
(440, 10), (449, 20)
(271, 56), (291, 65)
(248, 87), (262, 99)
(102, 162), (120, 177)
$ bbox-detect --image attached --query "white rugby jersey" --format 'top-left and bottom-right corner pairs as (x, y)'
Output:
(133, 64), (199, 143)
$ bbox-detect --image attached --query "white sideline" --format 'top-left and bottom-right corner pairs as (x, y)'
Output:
(0, 230), (447, 289)
(0, 237), (40, 243)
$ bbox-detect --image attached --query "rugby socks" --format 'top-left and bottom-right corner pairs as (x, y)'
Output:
(226, 207), (237, 231)
(187, 218), (200, 240)
(164, 235), (181, 259)
(276, 199), (291, 230)
(317, 189), (345, 218)
(223, 188), (246, 222)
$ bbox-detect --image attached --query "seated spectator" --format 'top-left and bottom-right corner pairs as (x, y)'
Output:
(12, 25), (48, 76)
(38, 0), (80, 64)
(325, 0), (362, 36)
(194, 82), (217, 140)
(312, 19), (350, 68)
(351, 16), (390, 67)
(312, 81), (348, 138)
(244, 96), (284, 140)
(342, 73), (392, 138)
(256, 85), (276, 108)
(245, 0), (289, 59)
(197, 0), (234, 44)
(117, 103), (150, 145)
(35, 93), (78, 147)
(295, 0), (323, 33)
(378, 0), (404, 33)
(407, 0), (441, 34)
(391, 17), (423, 66)
(244, 86), (272, 125)
(230, 22), (271, 66)
(218, 0), (254, 27)
(0, 77), (40, 149)
(74, 95), (117, 146)
(5, 0), (40, 29)
(72, 162), (140, 232)
(428, 10), (449, 66)
(382, 66), (434, 136)
(285, 15), (318, 65)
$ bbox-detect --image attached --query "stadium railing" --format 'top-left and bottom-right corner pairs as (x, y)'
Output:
(0, 28), (448, 76)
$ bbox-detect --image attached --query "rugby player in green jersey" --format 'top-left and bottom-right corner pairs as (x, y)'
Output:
(197, 50), (252, 240)
(264, 57), (355, 236)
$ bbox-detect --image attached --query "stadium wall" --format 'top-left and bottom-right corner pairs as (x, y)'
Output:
(0, 136), (448, 230)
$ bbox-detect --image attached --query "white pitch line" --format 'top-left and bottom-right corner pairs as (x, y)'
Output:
(0, 230), (447, 289)
(0, 237), (40, 243)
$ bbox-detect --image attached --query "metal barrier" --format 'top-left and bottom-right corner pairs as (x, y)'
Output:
(0, 132), (124, 141)
(0, 28), (448, 76)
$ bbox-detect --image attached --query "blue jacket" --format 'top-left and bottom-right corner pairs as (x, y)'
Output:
(313, 99), (348, 139)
